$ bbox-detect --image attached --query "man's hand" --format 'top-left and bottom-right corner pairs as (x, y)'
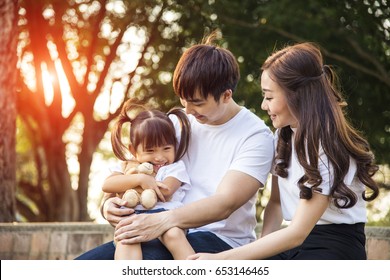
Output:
(114, 211), (172, 244)
(103, 196), (134, 227)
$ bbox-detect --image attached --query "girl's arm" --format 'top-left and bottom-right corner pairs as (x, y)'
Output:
(159, 176), (182, 201)
(102, 172), (151, 193)
(260, 175), (283, 237)
(190, 191), (330, 260)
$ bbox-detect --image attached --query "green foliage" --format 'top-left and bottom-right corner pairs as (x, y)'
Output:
(209, 0), (390, 164)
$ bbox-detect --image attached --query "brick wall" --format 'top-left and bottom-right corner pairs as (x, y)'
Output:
(0, 222), (389, 260)
(0, 222), (114, 260)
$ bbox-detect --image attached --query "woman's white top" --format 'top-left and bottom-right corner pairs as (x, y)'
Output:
(276, 129), (367, 224)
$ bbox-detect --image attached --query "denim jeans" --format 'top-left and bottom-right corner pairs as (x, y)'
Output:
(75, 231), (232, 260)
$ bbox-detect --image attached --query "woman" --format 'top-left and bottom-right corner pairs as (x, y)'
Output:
(189, 42), (379, 260)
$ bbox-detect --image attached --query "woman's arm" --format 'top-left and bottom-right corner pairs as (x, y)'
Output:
(189, 191), (330, 260)
(260, 175), (283, 237)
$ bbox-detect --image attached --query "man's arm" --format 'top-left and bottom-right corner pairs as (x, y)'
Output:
(114, 170), (261, 244)
(172, 170), (261, 228)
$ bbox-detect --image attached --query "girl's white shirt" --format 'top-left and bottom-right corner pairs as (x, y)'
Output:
(275, 129), (367, 224)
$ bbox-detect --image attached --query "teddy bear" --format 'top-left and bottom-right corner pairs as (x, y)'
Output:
(121, 161), (158, 209)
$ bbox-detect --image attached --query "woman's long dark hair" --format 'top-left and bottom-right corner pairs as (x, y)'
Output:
(111, 99), (191, 162)
(262, 42), (379, 208)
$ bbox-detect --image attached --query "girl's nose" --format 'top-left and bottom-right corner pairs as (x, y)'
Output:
(154, 153), (164, 162)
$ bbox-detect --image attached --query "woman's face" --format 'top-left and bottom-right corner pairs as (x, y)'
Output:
(260, 70), (298, 129)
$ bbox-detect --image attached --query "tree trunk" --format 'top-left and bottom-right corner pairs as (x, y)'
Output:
(77, 112), (111, 221)
(0, 0), (18, 222)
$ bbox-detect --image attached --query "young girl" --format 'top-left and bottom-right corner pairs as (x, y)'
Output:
(189, 42), (380, 260)
(102, 98), (194, 260)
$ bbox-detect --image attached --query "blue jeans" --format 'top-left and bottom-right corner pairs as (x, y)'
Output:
(75, 231), (232, 260)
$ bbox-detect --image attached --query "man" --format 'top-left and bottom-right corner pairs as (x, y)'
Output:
(76, 33), (273, 259)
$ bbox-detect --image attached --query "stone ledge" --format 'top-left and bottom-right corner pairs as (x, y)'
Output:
(0, 222), (114, 260)
(0, 223), (389, 260)
(0, 222), (114, 233)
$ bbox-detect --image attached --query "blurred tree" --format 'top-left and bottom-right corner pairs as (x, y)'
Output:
(16, 0), (215, 221)
(0, 0), (18, 222)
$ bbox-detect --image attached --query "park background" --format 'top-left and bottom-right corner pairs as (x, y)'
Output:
(0, 0), (389, 259)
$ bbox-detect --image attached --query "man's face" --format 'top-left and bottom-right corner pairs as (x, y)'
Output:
(180, 92), (229, 125)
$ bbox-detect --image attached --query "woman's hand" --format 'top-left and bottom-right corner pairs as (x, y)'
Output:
(114, 210), (171, 244)
(103, 196), (134, 227)
(187, 253), (220, 260)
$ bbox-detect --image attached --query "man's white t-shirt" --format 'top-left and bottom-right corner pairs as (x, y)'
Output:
(172, 107), (274, 248)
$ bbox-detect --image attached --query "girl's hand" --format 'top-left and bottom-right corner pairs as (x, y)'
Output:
(103, 196), (135, 227)
(138, 174), (168, 202)
(156, 181), (169, 201)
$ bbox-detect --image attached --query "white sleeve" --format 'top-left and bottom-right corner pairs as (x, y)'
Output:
(157, 160), (191, 187)
(230, 128), (274, 185)
(108, 162), (124, 174)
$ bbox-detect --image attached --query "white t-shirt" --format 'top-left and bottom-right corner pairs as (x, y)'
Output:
(171, 107), (274, 247)
(275, 129), (367, 224)
(110, 160), (191, 211)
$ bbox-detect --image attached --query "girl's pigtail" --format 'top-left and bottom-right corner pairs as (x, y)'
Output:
(111, 103), (132, 161)
(111, 99), (146, 161)
(168, 108), (191, 161)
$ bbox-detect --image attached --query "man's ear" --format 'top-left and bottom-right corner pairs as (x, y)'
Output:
(222, 89), (233, 103)
(129, 144), (137, 157)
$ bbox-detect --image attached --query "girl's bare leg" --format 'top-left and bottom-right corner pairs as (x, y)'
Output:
(115, 242), (142, 260)
(160, 227), (195, 260)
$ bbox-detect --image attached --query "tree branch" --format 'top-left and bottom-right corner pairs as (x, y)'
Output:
(219, 15), (390, 87)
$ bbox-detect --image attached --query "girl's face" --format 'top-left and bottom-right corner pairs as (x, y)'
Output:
(180, 91), (231, 125)
(260, 70), (298, 129)
(133, 143), (175, 174)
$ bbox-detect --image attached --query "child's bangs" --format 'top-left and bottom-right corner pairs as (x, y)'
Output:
(137, 119), (176, 150)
